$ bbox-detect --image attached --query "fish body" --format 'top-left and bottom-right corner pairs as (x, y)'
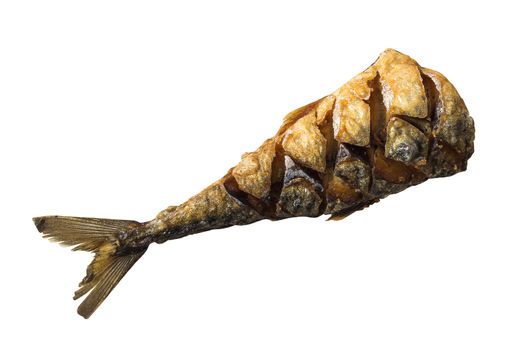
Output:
(34, 49), (475, 318)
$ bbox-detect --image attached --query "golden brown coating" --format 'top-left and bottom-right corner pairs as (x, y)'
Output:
(333, 94), (370, 147)
(375, 50), (428, 119)
(232, 139), (275, 199)
(281, 111), (327, 172)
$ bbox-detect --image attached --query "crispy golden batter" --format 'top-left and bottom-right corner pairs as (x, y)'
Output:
(232, 139), (275, 199)
(375, 49), (428, 118)
(333, 94), (371, 146)
(281, 111), (327, 172)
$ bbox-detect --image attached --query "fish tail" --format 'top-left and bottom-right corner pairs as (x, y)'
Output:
(33, 216), (147, 319)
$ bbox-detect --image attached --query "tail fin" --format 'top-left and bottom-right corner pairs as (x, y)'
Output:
(33, 216), (147, 319)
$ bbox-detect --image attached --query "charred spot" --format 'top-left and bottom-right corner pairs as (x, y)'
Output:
(277, 180), (323, 217)
(334, 159), (370, 192)
(436, 113), (475, 157)
(274, 156), (325, 218)
(427, 140), (466, 177)
(389, 141), (417, 162)
(333, 143), (371, 192)
(385, 117), (429, 166)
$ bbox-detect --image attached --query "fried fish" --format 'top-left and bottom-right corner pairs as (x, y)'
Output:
(33, 49), (475, 318)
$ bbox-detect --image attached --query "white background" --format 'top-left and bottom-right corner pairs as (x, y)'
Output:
(1, 1), (523, 349)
